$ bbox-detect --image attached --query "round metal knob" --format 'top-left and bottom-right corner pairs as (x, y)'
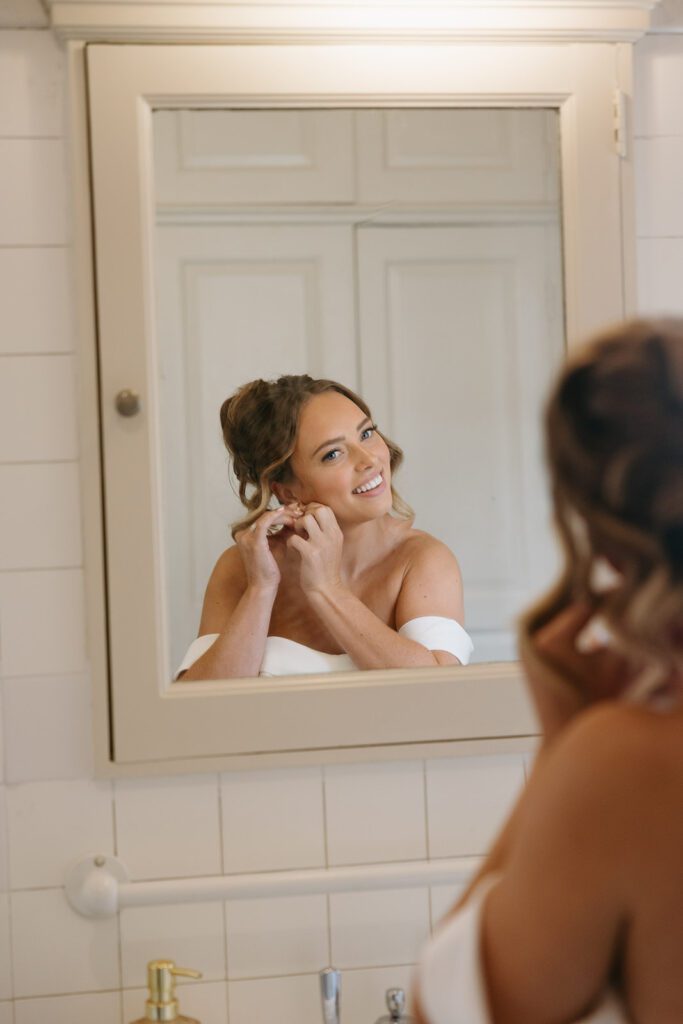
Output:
(115, 389), (141, 417)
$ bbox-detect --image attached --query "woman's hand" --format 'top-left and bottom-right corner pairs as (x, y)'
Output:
(286, 502), (344, 595)
(523, 602), (636, 738)
(235, 505), (302, 591)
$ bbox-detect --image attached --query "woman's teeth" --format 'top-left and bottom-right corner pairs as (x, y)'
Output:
(353, 473), (383, 494)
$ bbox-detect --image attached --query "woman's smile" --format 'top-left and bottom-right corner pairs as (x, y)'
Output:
(352, 471), (386, 496)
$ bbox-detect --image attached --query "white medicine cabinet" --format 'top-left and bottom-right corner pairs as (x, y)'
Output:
(57, 3), (656, 774)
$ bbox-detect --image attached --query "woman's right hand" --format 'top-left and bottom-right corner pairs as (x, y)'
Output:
(522, 601), (636, 739)
(235, 505), (302, 591)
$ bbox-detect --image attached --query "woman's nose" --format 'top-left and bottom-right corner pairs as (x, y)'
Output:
(352, 445), (374, 469)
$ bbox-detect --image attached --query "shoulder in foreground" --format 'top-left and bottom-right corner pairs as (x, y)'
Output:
(545, 701), (683, 807)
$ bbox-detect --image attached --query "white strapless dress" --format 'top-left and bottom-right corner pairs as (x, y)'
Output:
(418, 876), (628, 1024)
(175, 615), (474, 678)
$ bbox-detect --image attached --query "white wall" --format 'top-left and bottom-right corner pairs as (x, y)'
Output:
(0, 22), (681, 1024)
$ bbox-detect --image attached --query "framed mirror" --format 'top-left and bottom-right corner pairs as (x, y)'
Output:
(78, 41), (632, 771)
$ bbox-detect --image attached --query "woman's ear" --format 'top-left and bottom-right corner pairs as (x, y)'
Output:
(272, 481), (300, 506)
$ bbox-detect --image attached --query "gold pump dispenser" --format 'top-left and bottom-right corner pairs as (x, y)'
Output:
(131, 960), (203, 1024)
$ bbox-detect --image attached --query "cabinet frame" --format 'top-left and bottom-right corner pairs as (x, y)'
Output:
(71, 41), (636, 774)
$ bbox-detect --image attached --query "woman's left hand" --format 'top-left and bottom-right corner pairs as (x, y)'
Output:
(286, 502), (344, 595)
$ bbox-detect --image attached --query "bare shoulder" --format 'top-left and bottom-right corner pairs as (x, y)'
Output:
(527, 701), (683, 847)
(552, 700), (683, 784)
(391, 524), (465, 623)
(198, 545), (248, 633)
(202, 544), (248, 596)
(395, 524), (463, 575)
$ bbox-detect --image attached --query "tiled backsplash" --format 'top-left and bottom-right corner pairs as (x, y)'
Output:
(1, 23), (683, 1024)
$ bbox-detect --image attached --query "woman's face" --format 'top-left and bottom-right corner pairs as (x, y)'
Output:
(284, 391), (393, 524)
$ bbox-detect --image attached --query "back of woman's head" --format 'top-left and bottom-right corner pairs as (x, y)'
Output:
(525, 318), (683, 699)
(219, 374), (410, 536)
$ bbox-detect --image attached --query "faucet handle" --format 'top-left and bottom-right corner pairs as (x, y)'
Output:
(319, 967), (341, 1024)
(386, 988), (406, 1019)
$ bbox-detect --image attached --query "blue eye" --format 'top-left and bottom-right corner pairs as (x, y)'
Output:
(322, 449), (341, 462)
(361, 424), (377, 441)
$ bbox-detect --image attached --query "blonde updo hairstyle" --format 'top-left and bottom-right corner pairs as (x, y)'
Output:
(520, 318), (683, 704)
(220, 374), (413, 539)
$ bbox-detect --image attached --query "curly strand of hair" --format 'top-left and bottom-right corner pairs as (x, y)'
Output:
(519, 318), (683, 705)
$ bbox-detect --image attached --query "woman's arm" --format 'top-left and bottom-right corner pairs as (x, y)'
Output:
(179, 506), (299, 680)
(417, 704), (653, 1024)
(445, 603), (636, 908)
(288, 506), (466, 669)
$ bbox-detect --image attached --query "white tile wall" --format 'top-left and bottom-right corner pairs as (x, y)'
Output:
(0, 23), (677, 1024)
(119, 903), (226, 988)
(0, 570), (87, 677)
(0, 356), (78, 462)
(0, 463), (82, 569)
(329, 888), (430, 969)
(228, 974), (321, 1024)
(426, 755), (525, 858)
(634, 33), (683, 317)
(637, 237), (683, 315)
(15, 992), (120, 1024)
(114, 775), (222, 881)
(0, 893), (12, 1001)
(6, 780), (113, 889)
(324, 760), (426, 866)
(11, 889), (120, 997)
(220, 766), (325, 874)
(0, 249), (73, 355)
(0, 30), (63, 136)
(0, 140), (67, 246)
(2, 674), (93, 783)
(0, 790), (8, 889)
(225, 895), (329, 979)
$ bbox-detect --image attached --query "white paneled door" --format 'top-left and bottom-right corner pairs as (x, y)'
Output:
(357, 223), (564, 661)
(155, 224), (357, 670)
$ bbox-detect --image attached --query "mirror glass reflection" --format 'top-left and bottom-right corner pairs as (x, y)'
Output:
(152, 107), (565, 676)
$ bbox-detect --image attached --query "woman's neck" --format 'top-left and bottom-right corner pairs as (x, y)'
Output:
(338, 514), (401, 581)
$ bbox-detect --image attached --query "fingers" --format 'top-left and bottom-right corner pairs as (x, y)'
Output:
(286, 533), (307, 556)
(534, 602), (597, 657)
(294, 503), (338, 534)
(238, 506), (301, 542)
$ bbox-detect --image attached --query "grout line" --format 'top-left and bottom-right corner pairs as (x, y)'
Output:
(216, 772), (231, 988)
(111, 780), (125, 993)
(423, 757), (436, 933)
(10, 964), (423, 1001)
(422, 758), (431, 862)
(320, 766), (330, 869)
(321, 770), (333, 966)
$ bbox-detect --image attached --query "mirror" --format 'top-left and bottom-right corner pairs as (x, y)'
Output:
(83, 41), (628, 767)
(152, 107), (565, 677)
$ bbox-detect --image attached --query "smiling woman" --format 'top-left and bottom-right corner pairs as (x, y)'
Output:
(176, 374), (474, 680)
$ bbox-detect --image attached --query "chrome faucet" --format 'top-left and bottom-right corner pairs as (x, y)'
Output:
(319, 967), (341, 1024)
(375, 988), (416, 1023)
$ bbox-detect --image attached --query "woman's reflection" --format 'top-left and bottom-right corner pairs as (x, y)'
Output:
(177, 375), (473, 679)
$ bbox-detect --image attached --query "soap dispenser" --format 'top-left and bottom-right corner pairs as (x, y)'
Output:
(131, 959), (203, 1024)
